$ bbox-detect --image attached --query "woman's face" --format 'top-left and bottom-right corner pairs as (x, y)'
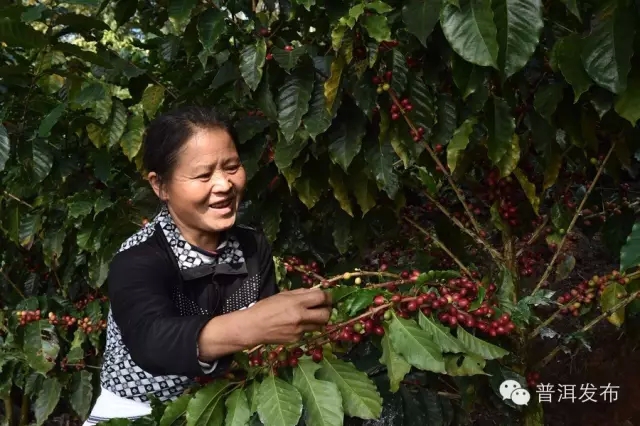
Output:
(149, 127), (247, 247)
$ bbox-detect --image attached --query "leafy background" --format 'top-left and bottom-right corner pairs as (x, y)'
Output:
(1, 0), (640, 425)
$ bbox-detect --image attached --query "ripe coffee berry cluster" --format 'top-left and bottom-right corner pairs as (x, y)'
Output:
(518, 249), (543, 277)
(74, 293), (108, 310)
(557, 270), (632, 316)
(526, 371), (540, 388)
(59, 356), (86, 372)
(15, 310), (41, 326)
(389, 98), (413, 120)
(378, 40), (399, 52)
(326, 315), (385, 344)
(284, 256), (322, 286)
(409, 127), (426, 142)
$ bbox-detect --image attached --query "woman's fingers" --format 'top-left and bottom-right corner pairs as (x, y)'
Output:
(301, 306), (332, 324)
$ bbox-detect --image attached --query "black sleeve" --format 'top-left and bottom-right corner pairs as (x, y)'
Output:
(257, 231), (279, 300)
(107, 248), (216, 378)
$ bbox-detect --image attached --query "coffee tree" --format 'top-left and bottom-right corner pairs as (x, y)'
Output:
(1, 0), (640, 425)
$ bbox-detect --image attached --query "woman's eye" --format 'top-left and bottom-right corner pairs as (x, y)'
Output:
(196, 174), (210, 179)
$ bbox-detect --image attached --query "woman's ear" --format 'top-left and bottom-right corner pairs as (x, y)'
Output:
(148, 172), (168, 201)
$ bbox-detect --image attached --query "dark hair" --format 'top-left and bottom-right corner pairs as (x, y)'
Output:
(142, 105), (239, 183)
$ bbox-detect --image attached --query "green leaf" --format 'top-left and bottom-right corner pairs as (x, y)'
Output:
(560, 0), (581, 21)
(332, 210), (351, 254)
(198, 9), (226, 53)
(168, 0), (197, 33)
(278, 72), (314, 142)
(447, 117), (477, 174)
(456, 325), (509, 360)
(366, 116), (400, 199)
(121, 113), (145, 161)
(292, 358), (344, 426)
(362, 15), (391, 42)
(256, 79), (278, 121)
(293, 173), (324, 209)
(38, 103), (66, 138)
(444, 353), (488, 376)
(262, 201), (282, 243)
(304, 78), (333, 140)
(416, 166), (439, 196)
(317, 357), (382, 419)
(555, 254), (576, 282)
(142, 85), (165, 119)
(388, 313), (446, 373)
(32, 140), (53, 182)
(349, 165), (377, 216)
(379, 329), (411, 392)
(600, 282), (627, 327)
(551, 202), (571, 230)
(245, 382), (260, 414)
(256, 375), (303, 426)
(409, 76), (437, 133)
(19, 213), (41, 248)
(620, 222), (640, 272)
(0, 17), (47, 48)
(343, 289), (385, 316)
(34, 377), (62, 426)
(225, 388), (252, 426)
(186, 380), (230, 426)
(418, 312), (465, 353)
(274, 131), (307, 170)
(486, 96), (514, 165)
(366, 1), (393, 13)
(581, 1), (635, 94)
(614, 69), (640, 125)
(401, 0), (440, 46)
(441, 0), (499, 68)
(533, 82), (565, 121)
(160, 394), (190, 426)
(70, 371), (93, 419)
(108, 100), (127, 148)
(496, 134), (520, 178)
(493, 0), (543, 78)
(513, 168), (540, 214)
(452, 54), (486, 99)
(497, 267), (516, 314)
(240, 40), (267, 92)
(391, 49), (409, 94)
(324, 56), (344, 115)
(329, 165), (354, 216)
(272, 47), (308, 72)
(556, 34), (592, 102)
(0, 124), (9, 172)
(328, 119), (366, 173)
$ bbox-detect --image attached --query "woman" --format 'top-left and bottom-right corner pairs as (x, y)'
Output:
(83, 106), (332, 425)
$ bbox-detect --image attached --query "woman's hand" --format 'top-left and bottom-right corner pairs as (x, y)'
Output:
(244, 288), (332, 346)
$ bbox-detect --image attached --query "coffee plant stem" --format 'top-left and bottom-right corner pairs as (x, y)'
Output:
(19, 394), (28, 426)
(582, 200), (640, 221)
(517, 216), (550, 257)
(3, 397), (12, 426)
(402, 216), (472, 276)
(0, 268), (25, 299)
(325, 270), (402, 283)
(2, 191), (33, 208)
(528, 297), (578, 339)
(531, 142), (617, 295)
(536, 289), (640, 369)
(388, 90), (483, 236)
(422, 191), (504, 261)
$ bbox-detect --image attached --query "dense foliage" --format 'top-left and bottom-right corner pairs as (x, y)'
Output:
(1, 0), (640, 425)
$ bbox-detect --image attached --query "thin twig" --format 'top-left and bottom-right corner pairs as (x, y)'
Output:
(388, 90), (483, 235)
(531, 142), (616, 295)
(528, 297), (577, 339)
(536, 290), (640, 369)
(422, 191), (503, 261)
(3, 192), (33, 209)
(0, 269), (25, 300)
(403, 216), (472, 277)
(516, 216), (549, 257)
